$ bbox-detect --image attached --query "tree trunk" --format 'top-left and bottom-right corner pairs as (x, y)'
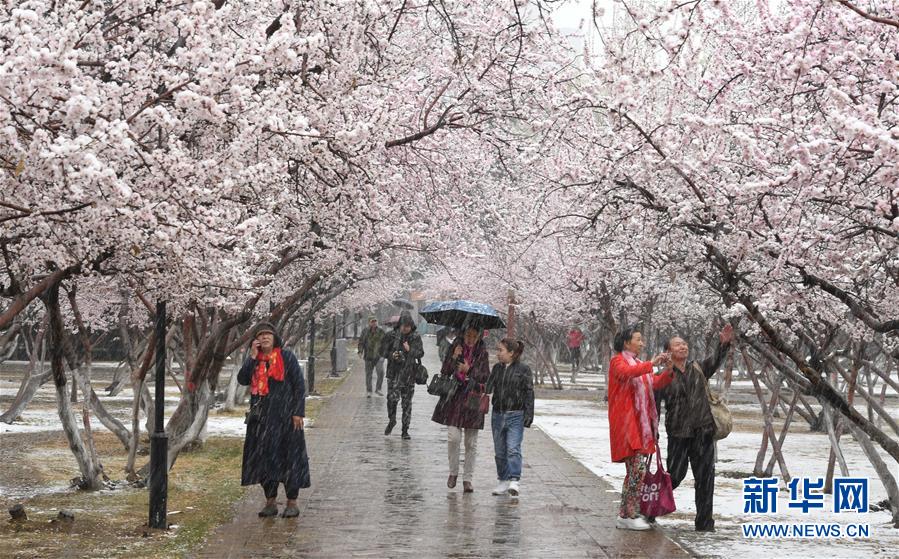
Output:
(743, 350), (790, 481)
(0, 323), (21, 364)
(827, 358), (899, 438)
(846, 422), (899, 528)
(44, 283), (102, 490)
(764, 391), (799, 477)
(825, 344), (861, 492)
(821, 403), (850, 489)
(1, 316), (49, 423)
(222, 355), (243, 412)
(738, 293), (899, 463)
(0, 368), (51, 423)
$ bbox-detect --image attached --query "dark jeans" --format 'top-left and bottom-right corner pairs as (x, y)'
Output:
(568, 347), (581, 369)
(491, 410), (524, 481)
(261, 480), (299, 500)
(364, 358), (384, 392)
(667, 433), (716, 530)
(386, 380), (414, 431)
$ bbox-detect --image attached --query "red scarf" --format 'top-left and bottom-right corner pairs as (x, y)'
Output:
(251, 348), (285, 396)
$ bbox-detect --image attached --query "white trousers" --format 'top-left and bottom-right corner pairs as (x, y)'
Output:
(447, 426), (479, 482)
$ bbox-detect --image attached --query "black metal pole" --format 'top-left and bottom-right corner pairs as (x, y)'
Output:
(149, 300), (168, 529)
(329, 314), (338, 377)
(307, 314), (316, 394)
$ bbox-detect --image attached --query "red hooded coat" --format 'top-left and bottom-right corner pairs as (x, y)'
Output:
(607, 353), (673, 462)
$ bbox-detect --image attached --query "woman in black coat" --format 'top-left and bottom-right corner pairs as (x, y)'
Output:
(238, 322), (310, 518)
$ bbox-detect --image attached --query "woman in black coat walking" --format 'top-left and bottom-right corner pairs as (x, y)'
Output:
(238, 322), (310, 518)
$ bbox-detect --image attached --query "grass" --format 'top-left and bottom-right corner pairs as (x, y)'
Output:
(0, 373), (348, 559)
(0, 435), (245, 559)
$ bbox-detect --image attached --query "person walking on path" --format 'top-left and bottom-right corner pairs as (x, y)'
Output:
(608, 325), (672, 531)
(358, 316), (385, 397)
(381, 310), (424, 439)
(567, 327), (584, 371)
(431, 326), (490, 493)
(237, 322), (310, 518)
(486, 338), (534, 498)
(655, 324), (734, 532)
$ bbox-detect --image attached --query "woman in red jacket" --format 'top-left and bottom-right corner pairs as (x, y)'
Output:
(608, 325), (673, 531)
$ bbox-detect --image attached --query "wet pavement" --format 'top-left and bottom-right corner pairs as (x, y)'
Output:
(195, 340), (690, 558)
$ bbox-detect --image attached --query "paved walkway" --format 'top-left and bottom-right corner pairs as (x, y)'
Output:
(195, 341), (691, 558)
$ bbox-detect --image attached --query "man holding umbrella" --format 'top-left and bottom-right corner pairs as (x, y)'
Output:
(381, 310), (424, 439)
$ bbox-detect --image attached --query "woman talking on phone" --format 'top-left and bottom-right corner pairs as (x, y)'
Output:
(238, 322), (310, 518)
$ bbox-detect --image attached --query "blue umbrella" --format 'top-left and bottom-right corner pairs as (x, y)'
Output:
(419, 300), (506, 330)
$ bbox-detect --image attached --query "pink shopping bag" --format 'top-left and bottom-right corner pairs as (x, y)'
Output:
(640, 448), (676, 517)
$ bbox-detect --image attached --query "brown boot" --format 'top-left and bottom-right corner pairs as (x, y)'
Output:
(447, 474), (457, 489)
(463, 481), (474, 493)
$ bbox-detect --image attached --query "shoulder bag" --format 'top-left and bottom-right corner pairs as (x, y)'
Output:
(698, 363), (733, 440)
(427, 373), (459, 398)
(640, 447), (676, 517)
(414, 358), (429, 385)
(464, 383), (490, 414)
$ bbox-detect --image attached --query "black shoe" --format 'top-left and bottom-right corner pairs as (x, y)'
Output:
(281, 506), (299, 518)
(401, 431), (411, 440)
(258, 504), (278, 517)
(385, 420), (396, 435)
(696, 522), (716, 532)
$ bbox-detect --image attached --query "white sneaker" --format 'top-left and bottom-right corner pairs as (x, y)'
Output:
(492, 480), (510, 495)
(508, 480), (520, 496)
(616, 516), (652, 531)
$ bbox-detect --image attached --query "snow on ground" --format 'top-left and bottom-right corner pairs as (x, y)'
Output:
(532, 398), (899, 558)
(0, 406), (313, 437)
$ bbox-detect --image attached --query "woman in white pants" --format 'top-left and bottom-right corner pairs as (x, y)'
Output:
(430, 326), (490, 492)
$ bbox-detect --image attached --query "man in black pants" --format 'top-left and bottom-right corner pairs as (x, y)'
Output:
(655, 324), (733, 531)
(381, 311), (424, 440)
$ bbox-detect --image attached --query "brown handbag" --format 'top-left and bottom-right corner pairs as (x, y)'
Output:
(465, 384), (490, 414)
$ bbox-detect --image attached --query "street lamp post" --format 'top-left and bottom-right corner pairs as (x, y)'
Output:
(149, 300), (168, 529)
(307, 314), (316, 394)
(329, 314), (339, 377)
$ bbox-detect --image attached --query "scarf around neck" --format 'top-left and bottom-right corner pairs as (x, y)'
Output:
(622, 350), (657, 449)
(251, 348), (285, 396)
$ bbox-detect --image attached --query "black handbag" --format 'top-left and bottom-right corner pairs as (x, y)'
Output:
(427, 373), (458, 398)
(244, 398), (262, 425)
(414, 358), (429, 385)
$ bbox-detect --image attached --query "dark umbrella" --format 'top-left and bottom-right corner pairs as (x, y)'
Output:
(419, 300), (506, 330)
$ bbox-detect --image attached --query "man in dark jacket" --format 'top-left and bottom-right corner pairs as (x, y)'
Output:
(381, 310), (424, 439)
(655, 324), (733, 532)
(357, 316), (385, 397)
